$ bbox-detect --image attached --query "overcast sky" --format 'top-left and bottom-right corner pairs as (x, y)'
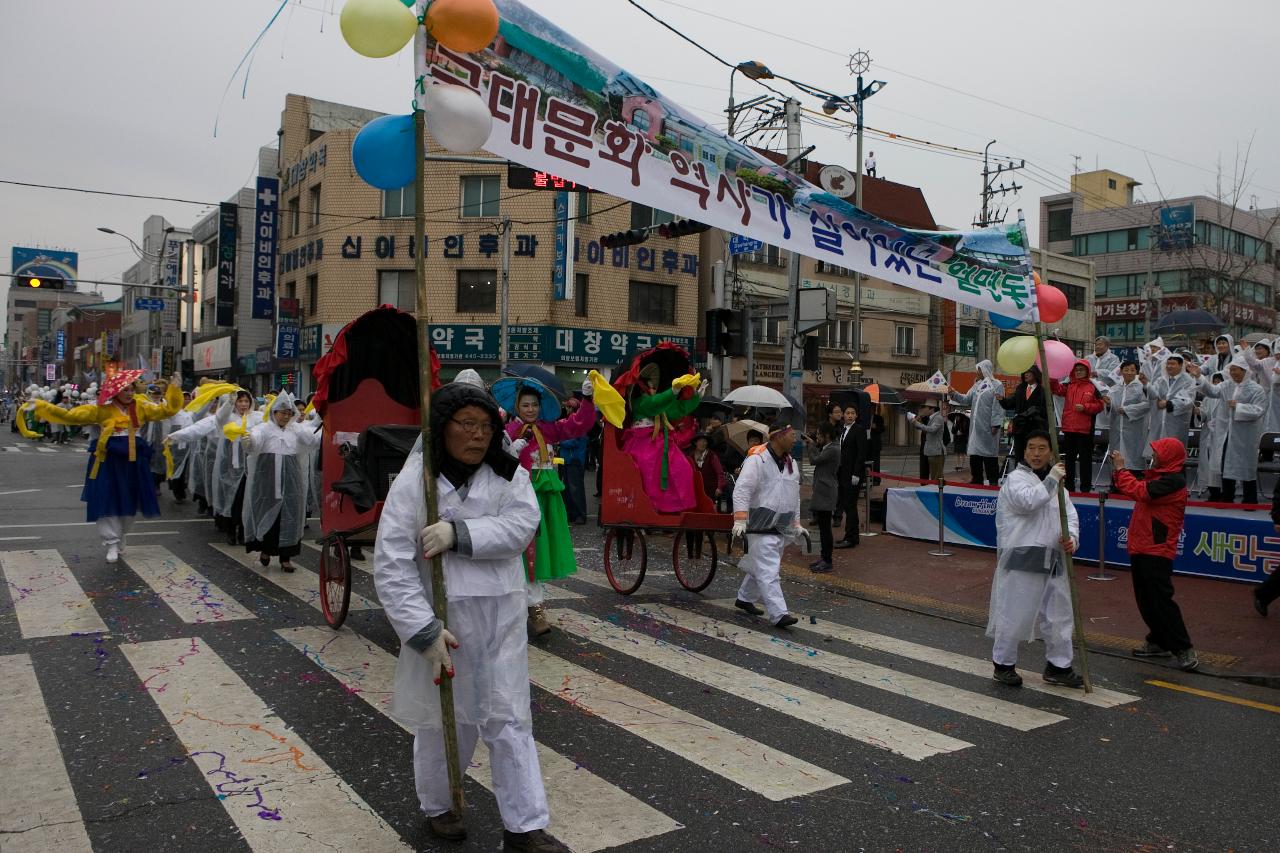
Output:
(2, 0), (1276, 335)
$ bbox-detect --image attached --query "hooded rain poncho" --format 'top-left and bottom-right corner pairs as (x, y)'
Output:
(1146, 363), (1197, 448)
(1198, 358), (1268, 483)
(948, 359), (1005, 459)
(240, 394), (321, 549)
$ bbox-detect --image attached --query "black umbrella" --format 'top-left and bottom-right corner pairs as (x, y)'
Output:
(1152, 309), (1221, 337)
(694, 394), (734, 420)
(502, 364), (566, 398)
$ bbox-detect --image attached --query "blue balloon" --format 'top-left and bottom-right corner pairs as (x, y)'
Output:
(352, 114), (415, 190)
(989, 311), (1022, 330)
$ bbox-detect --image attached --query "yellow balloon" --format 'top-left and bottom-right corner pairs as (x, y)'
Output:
(341, 0), (418, 59)
(425, 0), (500, 53)
(997, 335), (1039, 375)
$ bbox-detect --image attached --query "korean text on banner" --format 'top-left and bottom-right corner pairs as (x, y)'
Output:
(253, 177), (280, 320)
(216, 202), (237, 327)
(414, 0), (1037, 320)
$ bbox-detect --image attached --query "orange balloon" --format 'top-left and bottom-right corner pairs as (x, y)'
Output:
(425, 0), (500, 53)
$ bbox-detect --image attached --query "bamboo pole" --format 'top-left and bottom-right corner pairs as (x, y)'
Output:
(416, 103), (465, 813)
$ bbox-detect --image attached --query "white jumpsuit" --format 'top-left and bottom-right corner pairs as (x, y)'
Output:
(733, 448), (801, 622)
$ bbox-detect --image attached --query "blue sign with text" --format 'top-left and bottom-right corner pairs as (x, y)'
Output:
(134, 298), (165, 312)
(253, 177), (279, 320)
(729, 235), (764, 256)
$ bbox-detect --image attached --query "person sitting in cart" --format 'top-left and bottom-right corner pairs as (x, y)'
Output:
(373, 380), (567, 853)
(616, 362), (706, 514)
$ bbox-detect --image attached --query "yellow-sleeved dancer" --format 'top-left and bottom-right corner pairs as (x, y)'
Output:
(25, 369), (182, 563)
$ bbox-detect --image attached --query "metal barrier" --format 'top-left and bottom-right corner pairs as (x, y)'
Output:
(927, 478), (952, 557)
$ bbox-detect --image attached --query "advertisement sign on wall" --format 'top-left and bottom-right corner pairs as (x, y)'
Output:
(12, 247), (78, 286)
(194, 335), (233, 372)
(252, 177), (279, 320)
(216, 203), (238, 327)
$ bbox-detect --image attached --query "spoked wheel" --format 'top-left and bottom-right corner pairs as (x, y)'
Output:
(672, 530), (718, 593)
(319, 536), (352, 629)
(603, 528), (647, 595)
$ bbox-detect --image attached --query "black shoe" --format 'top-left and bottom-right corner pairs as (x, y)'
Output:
(992, 663), (1023, 687)
(503, 828), (569, 853)
(426, 810), (467, 842)
(1042, 663), (1085, 688)
(349, 546), (365, 561)
(1254, 594), (1269, 618)
(1131, 641), (1172, 658)
(259, 555), (270, 567)
(1173, 648), (1200, 671)
(734, 599), (764, 616)
(774, 614), (798, 628)
(280, 561), (295, 573)
(809, 560), (833, 574)
(227, 532), (239, 546)
(833, 539), (858, 549)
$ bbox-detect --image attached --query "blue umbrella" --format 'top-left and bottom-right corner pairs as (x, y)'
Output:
(491, 376), (561, 421)
(502, 364), (567, 398)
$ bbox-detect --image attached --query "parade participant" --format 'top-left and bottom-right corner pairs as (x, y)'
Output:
(235, 392), (321, 571)
(26, 369), (182, 563)
(1111, 439), (1198, 671)
(161, 389), (195, 502)
(212, 390), (257, 545)
(1256, 483), (1280, 617)
(502, 377), (596, 638)
(1011, 365), (1049, 462)
(1087, 336), (1121, 432)
(558, 398), (589, 526)
(987, 430), (1083, 688)
(1147, 353), (1196, 453)
(1192, 357), (1266, 503)
(948, 359), (1006, 486)
(1051, 360), (1105, 493)
(732, 421), (806, 628)
(808, 427), (840, 573)
(687, 433), (725, 505)
(1210, 334), (1236, 374)
(373, 381), (563, 853)
(1105, 361), (1151, 477)
(1196, 372), (1226, 495)
(1243, 338), (1276, 389)
(908, 401), (947, 481)
(617, 362), (705, 512)
(166, 394), (226, 515)
(1140, 336), (1170, 383)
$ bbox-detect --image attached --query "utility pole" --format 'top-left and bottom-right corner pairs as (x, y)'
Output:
(973, 141), (1024, 363)
(782, 97), (804, 407)
(499, 217), (511, 371)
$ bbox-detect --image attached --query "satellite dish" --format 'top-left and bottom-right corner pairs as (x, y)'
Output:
(819, 164), (855, 199)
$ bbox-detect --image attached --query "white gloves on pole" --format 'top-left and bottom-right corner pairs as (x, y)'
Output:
(731, 518), (747, 539)
(421, 628), (459, 685)
(1047, 463), (1067, 483)
(849, 475), (860, 488)
(420, 521), (456, 559)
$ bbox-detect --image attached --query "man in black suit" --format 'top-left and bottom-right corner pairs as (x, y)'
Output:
(835, 405), (868, 549)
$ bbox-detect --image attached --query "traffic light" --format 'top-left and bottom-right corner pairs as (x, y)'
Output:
(658, 219), (710, 239)
(599, 229), (650, 249)
(706, 307), (749, 358)
(17, 274), (64, 290)
(802, 336), (820, 371)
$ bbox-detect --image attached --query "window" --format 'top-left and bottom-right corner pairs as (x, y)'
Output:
(307, 274), (318, 316)
(460, 176), (500, 218)
(288, 196), (300, 236)
(1046, 208), (1072, 243)
(628, 108), (651, 134)
(283, 281), (296, 301)
(745, 244), (784, 266)
(456, 269), (497, 313)
(816, 260), (855, 277)
(754, 316), (779, 344)
(575, 192), (590, 223)
(202, 241), (218, 271)
(1108, 178), (1117, 190)
(13, 299), (36, 308)
(378, 270), (416, 311)
(308, 184), (321, 228)
(630, 204), (674, 230)
(628, 280), (676, 325)
(894, 324), (916, 356)
(1085, 233), (1106, 255)
(383, 184), (416, 218)
(1054, 280), (1086, 312)
(574, 273), (589, 317)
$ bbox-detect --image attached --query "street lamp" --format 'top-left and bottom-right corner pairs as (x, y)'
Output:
(99, 224), (184, 369)
(727, 60), (774, 137)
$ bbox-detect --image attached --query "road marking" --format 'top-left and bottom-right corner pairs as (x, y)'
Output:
(1146, 679), (1280, 714)
(35, 447), (57, 454)
(548, 609), (971, 761)
(706, 599), (1139, 709)
(121, 637), (412, 851)
(625, 603), (1065, 731)
(0, 549), (108, 638)
(124, 545), (254, 624)
(0, 488), (40, 496)
(0, 519), (214, 530)
(300, 539), (372, 574)
(542, 584), (585, 601)
(2, 446), (20, 453)
(527, 647), (847, 800)
(0, 536), (40, 542)
(125, 530), (179, 536)
(276, 626), (683, 852)
(65, 484), (83, 488)
(209, 542), (380, 613)
(0, 655), (94, 853)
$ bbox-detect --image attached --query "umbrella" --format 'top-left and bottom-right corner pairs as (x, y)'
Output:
(723, 418), (770, 454)
(502, 364), (567, 397)
(1152, 309), (1221, 338)
(904, 379), (949, 395)
(694, 394), (734, 420)
(723, 384), (790, 408)
(490, 376), (561, 421)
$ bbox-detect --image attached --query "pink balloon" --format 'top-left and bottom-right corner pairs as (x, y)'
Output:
(1036, 281), (1068, 323)
(1037, 339), (1077, 380)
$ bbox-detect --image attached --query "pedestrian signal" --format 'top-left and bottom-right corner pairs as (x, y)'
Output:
(599, 229), (650, 249)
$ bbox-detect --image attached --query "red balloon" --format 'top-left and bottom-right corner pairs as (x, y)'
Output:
(1036, 281), (1068, 323)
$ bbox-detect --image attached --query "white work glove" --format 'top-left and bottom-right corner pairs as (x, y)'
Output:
(580, 378), (593, 397)
(420, 521), (456, 559)
(850, 475), (860, 488)
(697, 379), (710, 397)
(422, 628), (459, 685)
(506, 437), (529, 458)
(1047, 463), (1067, 483)
(731, 518), (747, 539)
(791, 524), (809, 541)
(906, 412), (916, 422)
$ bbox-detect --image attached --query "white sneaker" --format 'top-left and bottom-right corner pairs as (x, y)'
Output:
(106, 544), (119, 563)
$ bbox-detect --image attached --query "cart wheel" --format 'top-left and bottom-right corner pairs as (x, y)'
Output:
(603, 528), (647, 595)
(672, 531), (718, 593)
(319, 536), (352, 629)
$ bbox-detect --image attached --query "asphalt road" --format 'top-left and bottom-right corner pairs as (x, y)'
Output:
(1, 429), (1277, 853)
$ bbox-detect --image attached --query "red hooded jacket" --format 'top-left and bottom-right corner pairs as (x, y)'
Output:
(1110, 437), (1188, 559)
(1051, 359), (1105, 434)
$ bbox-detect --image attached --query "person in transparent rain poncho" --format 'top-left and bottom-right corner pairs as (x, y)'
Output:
(731, 422), (808, 629)
(373, 381), (569, 853)
(234, 392), (322, 571)
(1104, 360), (1152, 480)
(1190, 356), (1267, 504)
(947, 359), (1006, 485)
(165, 392), (228, 517)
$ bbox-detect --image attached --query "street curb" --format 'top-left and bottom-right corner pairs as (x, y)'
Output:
(777, 558), (1280, 689)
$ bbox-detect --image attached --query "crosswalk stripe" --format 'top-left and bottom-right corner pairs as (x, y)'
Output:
(622, 603), (1065, 731)
(526, 647), (848, 800)
(0, 654), (94, 852)
(300, 539), (373, 574)
(1, 549), (108, 638)
(209, 542), (379, 613)
(121, 637), (413, 851)
(547, 608), (972, 761)
(706, 599), (1139, 709)
(36, 447), (57, 453)
(2, 445), (20, 452)
(542, 584), (585, 601)
(123, 545), (254, 624)
(276, 625), (683, 852)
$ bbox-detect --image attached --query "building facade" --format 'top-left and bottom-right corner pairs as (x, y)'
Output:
(1041, 169), (1277, 352)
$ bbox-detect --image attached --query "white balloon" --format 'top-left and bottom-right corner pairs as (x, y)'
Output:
(423, 83), (493, 153)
